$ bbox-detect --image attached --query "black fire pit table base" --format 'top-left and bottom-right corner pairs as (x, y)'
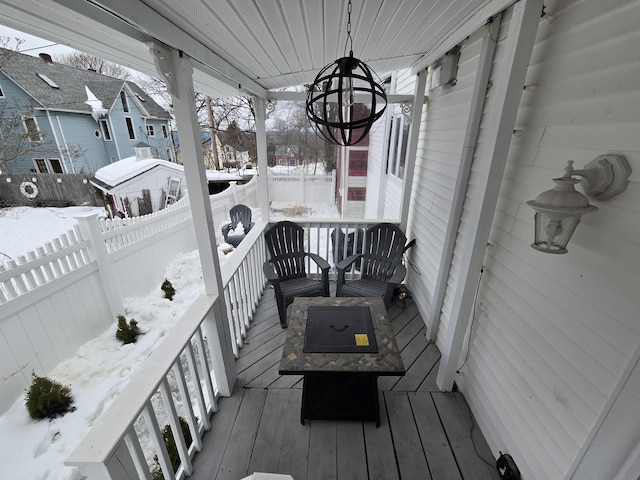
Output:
(279, 297), (405, 427)
(301, 372), (379, 426)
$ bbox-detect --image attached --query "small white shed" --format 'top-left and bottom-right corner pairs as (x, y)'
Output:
(91, 143), (242, 217)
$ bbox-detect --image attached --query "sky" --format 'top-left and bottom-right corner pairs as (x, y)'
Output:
(0, 24), (77, 59)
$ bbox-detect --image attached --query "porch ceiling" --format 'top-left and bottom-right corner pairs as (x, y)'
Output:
(0, 0), (514, 98)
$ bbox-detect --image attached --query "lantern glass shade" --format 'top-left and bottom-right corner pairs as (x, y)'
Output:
(527, 174), (598, 254)
(531, 212), (581, 254)
(306, 54), (387, 146)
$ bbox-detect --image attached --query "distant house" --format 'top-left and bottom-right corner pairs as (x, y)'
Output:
(0, 48), (173, 174)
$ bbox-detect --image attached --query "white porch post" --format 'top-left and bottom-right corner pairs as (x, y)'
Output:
(253, 96), (271, 221)
(436, 0), (543, 391)
(399, 69), (427, 233)
(150, 43), (236, 395)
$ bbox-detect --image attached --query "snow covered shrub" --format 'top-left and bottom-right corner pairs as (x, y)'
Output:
(115, 315), (141, 345)
(150, 416), (192, 479)
(25, 372), (75, 420)
(161, 279), (176, 301)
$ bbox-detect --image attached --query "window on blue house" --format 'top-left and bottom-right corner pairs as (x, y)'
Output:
(125, 117), (135, 139)
(146, 124), (155, 136)
(23, 117), (42, 142)
(99, 120), (112, 140)
(33, 158), (63, 173)
(162, 125), (169, 138)
(120, 91), (129, 112)
(0, 83), (4, 98)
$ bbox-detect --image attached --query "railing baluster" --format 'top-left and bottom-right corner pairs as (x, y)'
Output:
(184, 341), (210, 430)
(124, 425), (152, 480)
(172, 358), (202, 451)
(194, 328), (217, 413)
(159, 377), (192, 476)
(142, 401), (175, 480)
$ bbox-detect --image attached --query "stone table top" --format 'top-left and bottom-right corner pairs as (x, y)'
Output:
(279, 297), (405, 375)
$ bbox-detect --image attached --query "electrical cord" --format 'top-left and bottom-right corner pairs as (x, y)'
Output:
(456, 267), (484, 373)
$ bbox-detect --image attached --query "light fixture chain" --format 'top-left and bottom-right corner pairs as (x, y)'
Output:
(345, 0), (353, 56)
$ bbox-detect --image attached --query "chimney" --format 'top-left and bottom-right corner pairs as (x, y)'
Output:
(39, 53), (53, 64)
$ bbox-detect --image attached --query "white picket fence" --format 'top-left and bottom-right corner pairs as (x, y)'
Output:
(268, 170), (335, 203)
(0, 177), (259, 416)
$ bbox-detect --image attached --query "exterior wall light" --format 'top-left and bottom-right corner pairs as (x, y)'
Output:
(526, 155), (631, 254)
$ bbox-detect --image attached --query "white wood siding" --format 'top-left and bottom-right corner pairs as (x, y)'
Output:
(407, 1), (640, 479)
(406, 29), (485, 342)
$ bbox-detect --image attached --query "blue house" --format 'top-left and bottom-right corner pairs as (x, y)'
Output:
(0, 48), (172, 174)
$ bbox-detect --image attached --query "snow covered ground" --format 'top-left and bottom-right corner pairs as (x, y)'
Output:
(0, 203), (339, 479)
(0, 205), (106, 262)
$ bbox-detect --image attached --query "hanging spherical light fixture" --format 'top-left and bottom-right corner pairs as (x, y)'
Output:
(306, 0), (387, 146)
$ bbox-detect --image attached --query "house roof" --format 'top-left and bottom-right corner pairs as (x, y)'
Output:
(0, 0), (514, 99)
(0, 48), (170, 119)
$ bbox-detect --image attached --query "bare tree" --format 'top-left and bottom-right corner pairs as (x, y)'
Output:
(0, 36), (24, 69)
(55, 51), (132, 80)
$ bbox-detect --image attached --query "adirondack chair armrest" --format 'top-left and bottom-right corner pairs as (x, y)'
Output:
(263, 260), (280, 283)
(389, 264), (407, 285)
(307, 252), (330, 296)
(307, 252), (330, 272)
(336, 253), (363, 274)
(221, 222), (233, 238)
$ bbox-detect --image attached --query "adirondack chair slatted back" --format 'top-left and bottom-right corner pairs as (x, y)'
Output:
(361, 223), (406, 282)
(229, 204), (253, 231)
(335, 222), (407, 309)
(222, 204), (254, 247)
(265, 221), (308, 280)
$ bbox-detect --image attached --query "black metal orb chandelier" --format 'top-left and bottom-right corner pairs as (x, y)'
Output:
(306, 0), (387, 146)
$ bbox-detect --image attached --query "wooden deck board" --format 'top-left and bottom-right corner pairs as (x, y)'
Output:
(432, 392), (498, 480)
(410, 392), (462, 480)
(277, 389), (310, 479)
(248, 388), (289, 474)
(216, 388), (266, 480)
(385, 391), (432, 480)
(189, 295), (500, 480)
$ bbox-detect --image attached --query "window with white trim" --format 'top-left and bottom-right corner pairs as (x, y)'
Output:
(0, 82), (4, 98)
(100, 119), (112, 140)
(386, 115), (409, 179)
(161, 124), (169, 138)
(24, 117), (42, 142)
(146, 124), (155, 136)
(125, 117), (135, 139)
(33, 158), (63, 173)
(120, 90), (129, 112)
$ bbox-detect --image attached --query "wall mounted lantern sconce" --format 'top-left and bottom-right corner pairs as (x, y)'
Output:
(305, 0), (387, 146)
(526, 154), (631, 254)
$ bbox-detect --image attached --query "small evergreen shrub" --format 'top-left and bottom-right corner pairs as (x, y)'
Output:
(150, 416), (192, 480)
(115, 315), (141, 345)
(161, 279), (176, 301)
(25, 372), (75, 420)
